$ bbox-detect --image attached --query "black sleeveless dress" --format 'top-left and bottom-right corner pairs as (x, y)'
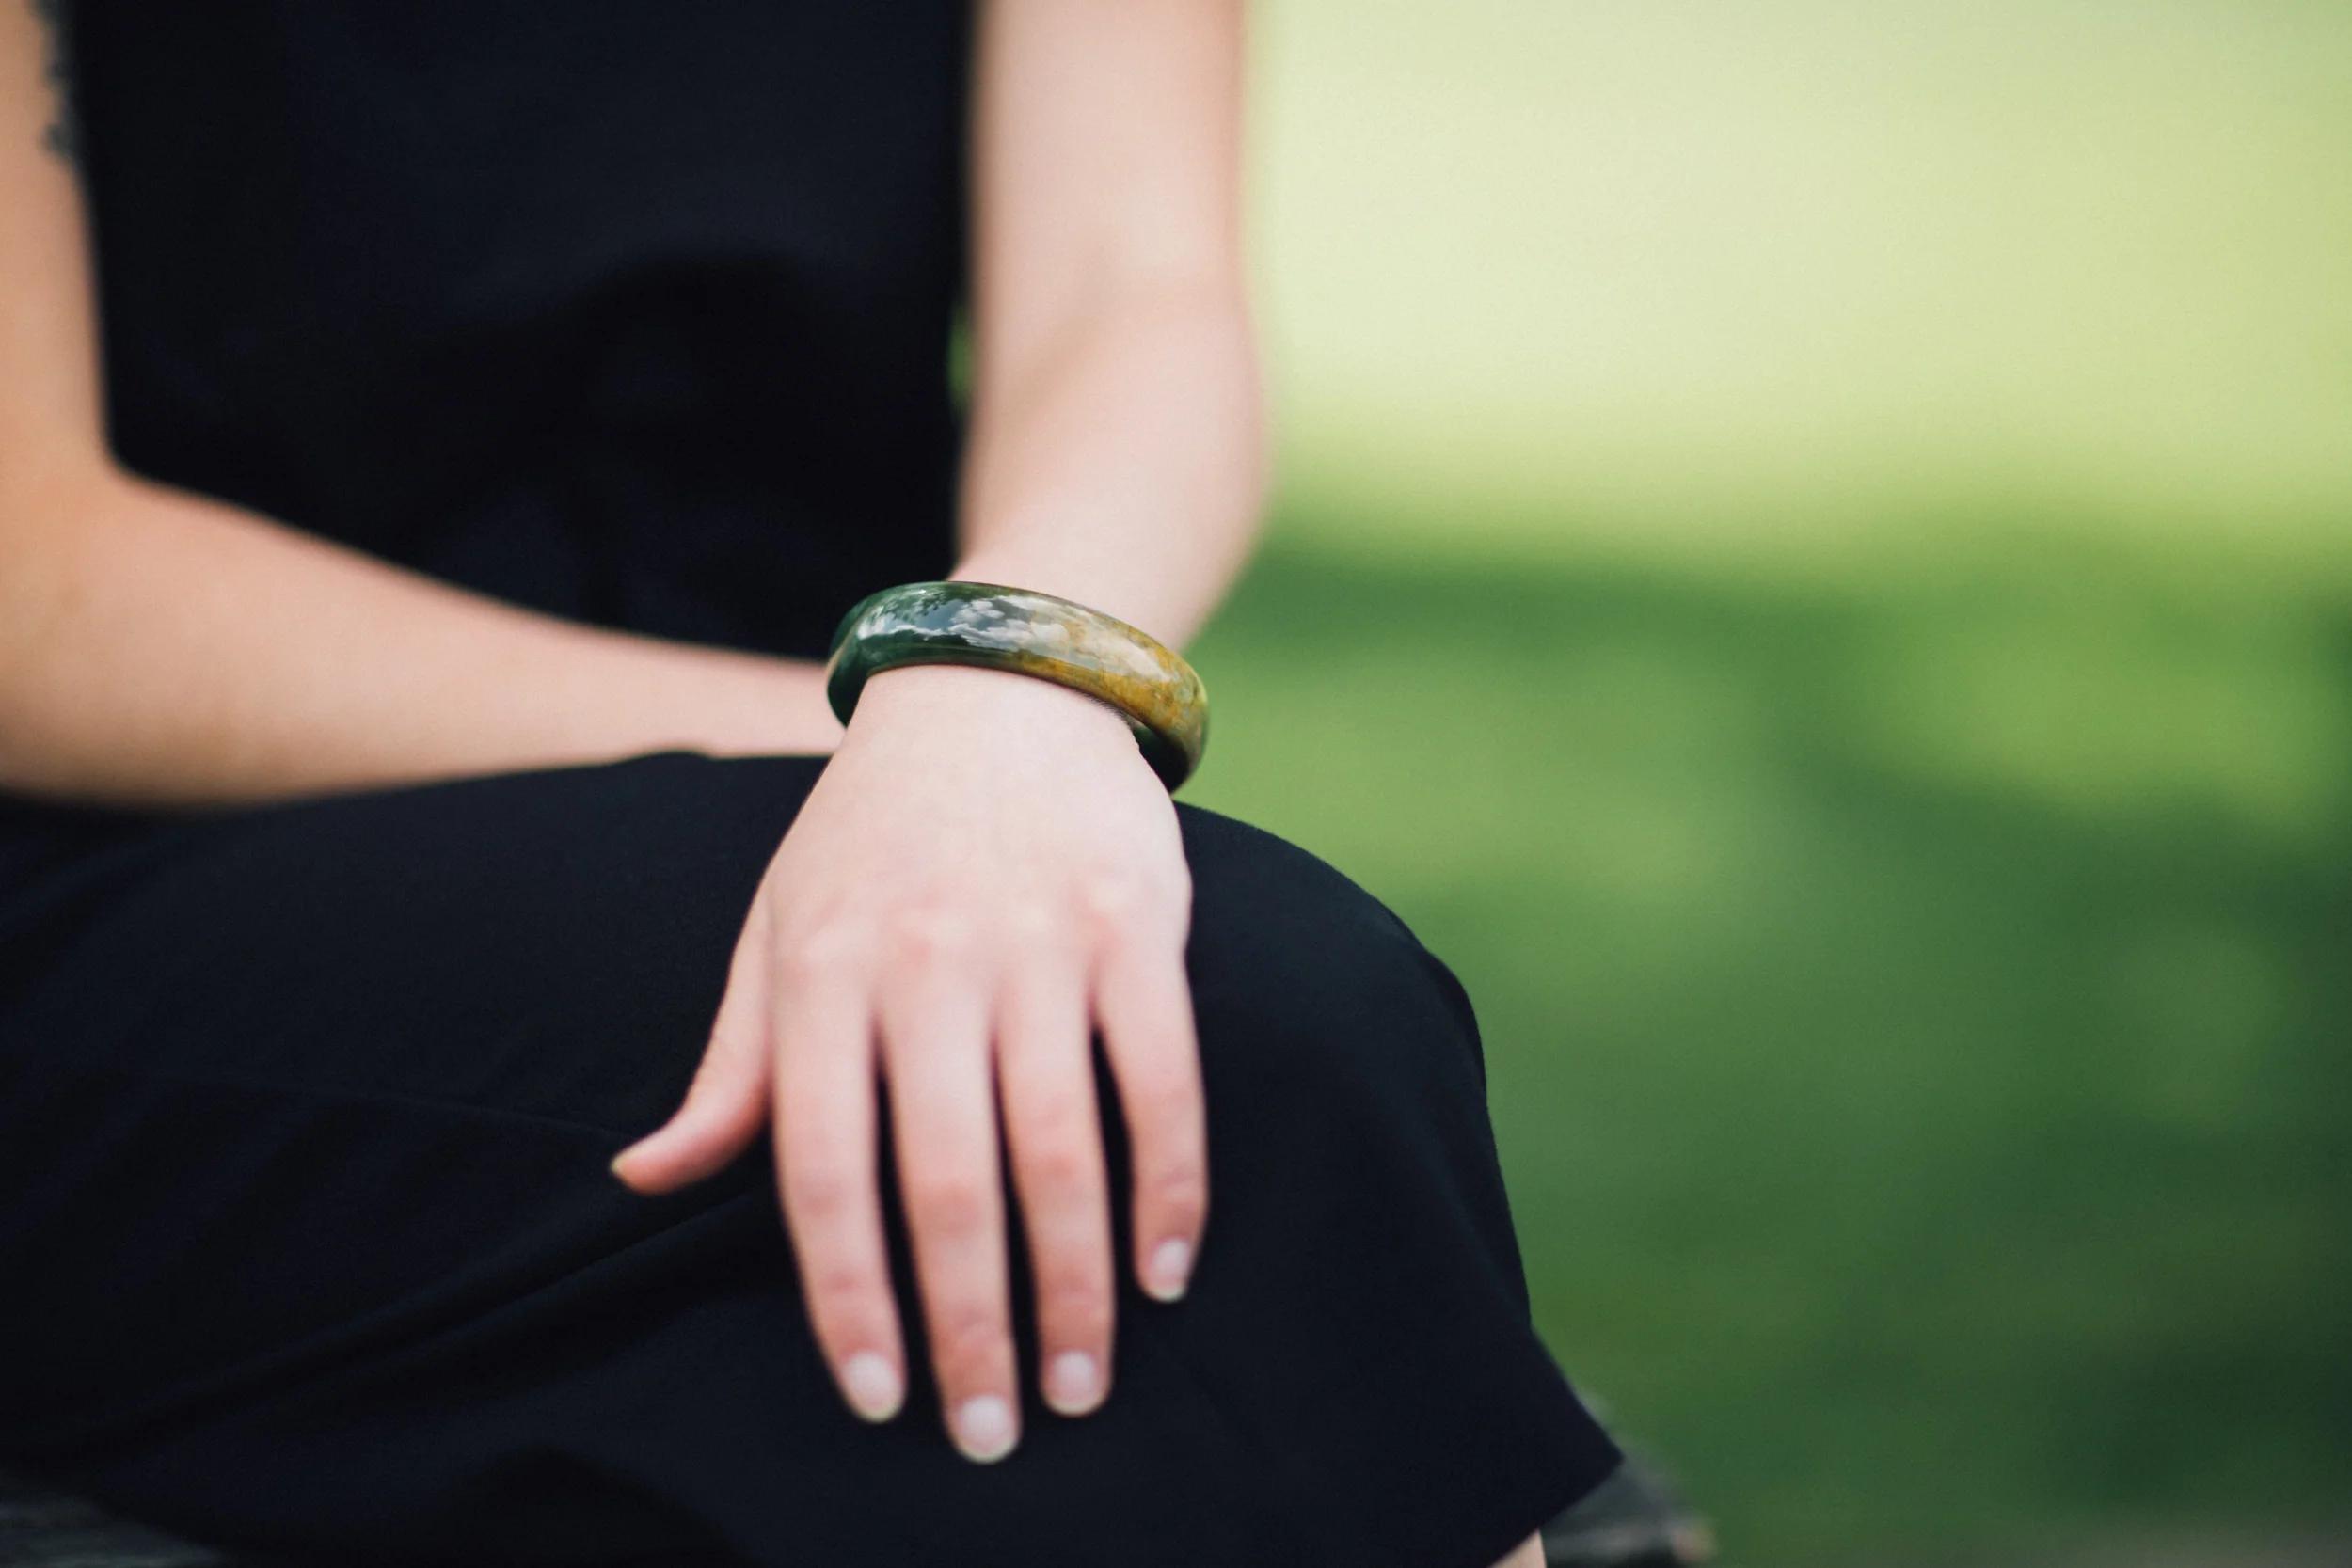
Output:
(0, 6), (1621, 1564)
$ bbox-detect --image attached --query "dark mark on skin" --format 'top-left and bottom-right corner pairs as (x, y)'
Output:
(28, 0), (77, 163)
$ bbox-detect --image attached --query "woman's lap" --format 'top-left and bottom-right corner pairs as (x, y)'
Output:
(0, 751), (1616, 1566)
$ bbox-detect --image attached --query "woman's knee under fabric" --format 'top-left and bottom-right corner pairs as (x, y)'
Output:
(1137, 805), (1590, 1565)
(1173, 800), (1527, 1298)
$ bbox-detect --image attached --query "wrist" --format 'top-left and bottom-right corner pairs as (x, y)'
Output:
(854, 660), (1134, 742)
(660, 647), (844, 756)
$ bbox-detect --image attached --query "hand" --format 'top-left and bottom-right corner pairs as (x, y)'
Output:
(612, 663), (1207, 1463)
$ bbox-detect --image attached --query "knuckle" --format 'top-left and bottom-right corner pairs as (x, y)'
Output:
(1076, 867), (1149, 929)
(1036, 1275), (1110, 1338)
(907, 1173), (992, 1236)
(778, 920), (873, 984)
(1022, 1136), (1097, 1197)
(1001, 895), (1065, 949)
(928, 1299), (1009, 1370)
(804, 1260), (879, 1312)
(1146, 1161), (1208, 1221)
(887, 902), (979, 968)
(1013, 1083), (1094, 1148)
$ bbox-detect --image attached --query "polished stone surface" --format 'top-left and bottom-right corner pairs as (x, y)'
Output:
(824, 581), (1210, 789)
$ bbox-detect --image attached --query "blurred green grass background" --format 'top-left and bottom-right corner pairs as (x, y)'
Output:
(1191, 2), (2352, 1560)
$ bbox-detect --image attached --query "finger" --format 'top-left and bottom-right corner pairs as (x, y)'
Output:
(998, 948), (1115, 1418)
(1092, 904), (1207, 1305)
(773, 943), (904, 1425)
(612, 896), (774, 1193)
(880, 919), (1019, 1463)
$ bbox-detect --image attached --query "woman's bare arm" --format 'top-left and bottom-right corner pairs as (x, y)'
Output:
(948, 0), (1265, 642)
(0, 4), (840, 810)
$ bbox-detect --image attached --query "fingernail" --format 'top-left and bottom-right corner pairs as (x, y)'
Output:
(952, 1394), (1018, 1463)
(607, 1147), (643, 1182)
(1145, 1238), (1193, 1302)
(1043, 1351), (1104, 1416)
(841, 1353), (903, 1422)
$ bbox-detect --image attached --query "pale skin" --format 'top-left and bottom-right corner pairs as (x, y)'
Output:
(0, 3), (1545, 1560)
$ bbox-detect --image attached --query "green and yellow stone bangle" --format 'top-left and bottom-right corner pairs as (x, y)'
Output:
(823, 580), (1210, 790)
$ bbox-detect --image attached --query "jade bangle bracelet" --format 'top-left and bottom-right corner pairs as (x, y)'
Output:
(823, 580), (1210, 790)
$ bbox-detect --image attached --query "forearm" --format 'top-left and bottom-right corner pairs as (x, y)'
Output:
(949, 280), (1264, 650)
(0, 468), (841, 809)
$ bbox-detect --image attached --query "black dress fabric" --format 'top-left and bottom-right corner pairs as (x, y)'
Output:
(66, 0), (969, 661)
(0, 5), (1622, 1565)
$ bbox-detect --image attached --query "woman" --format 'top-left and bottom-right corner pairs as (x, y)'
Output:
(0, 3), (1622, 1563)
